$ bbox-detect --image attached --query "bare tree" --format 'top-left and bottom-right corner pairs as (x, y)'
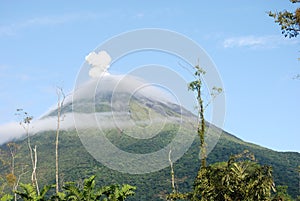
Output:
(55, 87), (65, 194)
(168, 149), (176, 195)
(6, 143), (21, 201)
(15, 109), (39, 195)
(6, 143), (19, 178)
(13, 164), (28, 201)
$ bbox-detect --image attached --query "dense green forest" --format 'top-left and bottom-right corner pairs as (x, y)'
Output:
(0, 127), (299, 200)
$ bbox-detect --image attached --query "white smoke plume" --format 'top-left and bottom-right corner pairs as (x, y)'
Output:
(85, 51), (111, 78)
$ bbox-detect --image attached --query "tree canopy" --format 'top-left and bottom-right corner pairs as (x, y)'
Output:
(269, 0), (300, 38)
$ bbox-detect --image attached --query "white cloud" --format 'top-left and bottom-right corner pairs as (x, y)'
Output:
(85, 51), (112, 78)
(0, 111), (185, 145)
(223, 35), (299, 49)
(85, 51), (111, 68)
(0, 114), (77, 145)
(88, 68), (109, 78)
(0, 122), (25, 144)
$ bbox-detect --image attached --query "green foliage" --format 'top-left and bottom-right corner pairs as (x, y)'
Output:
(61, 175), (100, 200)
(0, 194), (13, 201)
(268, 0), (300, 38)
(97, 184), (136, 201)
(14, 183), (53, 201)
(187, 65), (205, 93)
(170, 151), (276, 201)
(272, 185), (294, 201)
(7, 176), (135, 200)
(188, 64), (207, 168)
(1, 128), (299, 200)
(60, 175), (136, 201)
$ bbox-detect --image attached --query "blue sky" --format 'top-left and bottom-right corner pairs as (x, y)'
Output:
(0, 1), (299, 152)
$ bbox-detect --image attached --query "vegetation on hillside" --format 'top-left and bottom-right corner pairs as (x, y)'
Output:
(0, 59), (299, 201)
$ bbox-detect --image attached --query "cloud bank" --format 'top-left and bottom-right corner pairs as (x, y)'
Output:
(0, 73), (184, 145)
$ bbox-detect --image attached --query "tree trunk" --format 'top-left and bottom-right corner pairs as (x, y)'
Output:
(55, 88), (65, 194)
(197, 86), (206, 168)
(55, 105), (60, 194)
(168, 149), (176, 194)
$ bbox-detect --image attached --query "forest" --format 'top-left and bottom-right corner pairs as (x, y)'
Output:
(0, 0), (300, 200)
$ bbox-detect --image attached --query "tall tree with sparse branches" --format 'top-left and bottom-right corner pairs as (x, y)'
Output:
(55, 87), (65, 194)
(188, 64), (207, 168)
(168, 64), (222, 200)
(15, 109), (39, 196)
(6, 142), (21, 201)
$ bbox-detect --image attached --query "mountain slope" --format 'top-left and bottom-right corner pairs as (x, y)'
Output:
(1, 75), (299, 199)
(1, 127), (299, 200)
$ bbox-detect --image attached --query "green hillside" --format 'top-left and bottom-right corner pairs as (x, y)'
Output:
(1, 127), (299, 200)
(1, 90), (299, 200)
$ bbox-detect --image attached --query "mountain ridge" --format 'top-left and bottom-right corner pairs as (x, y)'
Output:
(0, 76), (299, 199)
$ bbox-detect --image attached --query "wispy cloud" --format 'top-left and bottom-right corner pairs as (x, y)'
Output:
(0, 114), (77, 145)
(223, 35), (299, 49)
(0, 12), (99, 37)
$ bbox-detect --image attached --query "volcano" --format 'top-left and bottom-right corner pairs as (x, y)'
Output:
(0, 74), (299, 199)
